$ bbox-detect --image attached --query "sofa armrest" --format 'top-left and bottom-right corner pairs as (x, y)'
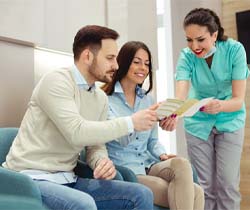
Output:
(74, 160), (125, 181)
(0, 195), (47, 210)
(74, 160), (94, 178)
(0, 167), (41, 201)
(115, 165), (138, 182)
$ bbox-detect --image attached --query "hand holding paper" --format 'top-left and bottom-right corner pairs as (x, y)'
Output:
(156, 97), (214, 120)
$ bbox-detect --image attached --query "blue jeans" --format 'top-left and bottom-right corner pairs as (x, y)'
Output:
(35, 178), (154, 210)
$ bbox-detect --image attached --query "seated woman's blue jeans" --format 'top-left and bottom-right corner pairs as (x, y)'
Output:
(35, 178), (154, 210)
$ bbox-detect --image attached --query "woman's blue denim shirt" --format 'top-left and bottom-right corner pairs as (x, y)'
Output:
(106, 82), (166, 175)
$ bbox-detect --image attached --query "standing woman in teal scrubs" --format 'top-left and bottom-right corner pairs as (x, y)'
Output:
(161, 8), (249, 210)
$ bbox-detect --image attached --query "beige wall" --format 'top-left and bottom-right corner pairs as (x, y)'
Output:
(241, 77), (250, 209)
(222, 0), (250, 39)
(222, 1), (250, 209)
(0, 40), (34, 127)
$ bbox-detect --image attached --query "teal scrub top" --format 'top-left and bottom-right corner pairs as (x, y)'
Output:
(176, 38), (249, 140)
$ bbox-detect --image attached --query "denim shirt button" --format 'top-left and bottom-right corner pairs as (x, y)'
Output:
(136, 137), (139, 140)
(140, 163), (143, 165)
(135, 148), (138, 150)
(138, 153), (141, 156)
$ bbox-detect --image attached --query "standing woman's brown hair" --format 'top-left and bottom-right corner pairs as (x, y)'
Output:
(183, 8), (227, 41)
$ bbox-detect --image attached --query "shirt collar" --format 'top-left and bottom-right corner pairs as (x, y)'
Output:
(72, 65), (96, 91)
(114, 81), (146, 98)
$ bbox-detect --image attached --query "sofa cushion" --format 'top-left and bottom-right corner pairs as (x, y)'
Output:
(0, 127), (18, 164)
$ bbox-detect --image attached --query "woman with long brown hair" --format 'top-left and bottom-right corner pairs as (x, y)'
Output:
(102, 41), (204, 210)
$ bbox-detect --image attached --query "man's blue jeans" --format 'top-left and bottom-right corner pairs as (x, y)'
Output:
(35, 178), (154, 210)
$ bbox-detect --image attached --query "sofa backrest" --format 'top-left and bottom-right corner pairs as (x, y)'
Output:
(0, 127), (18, 164)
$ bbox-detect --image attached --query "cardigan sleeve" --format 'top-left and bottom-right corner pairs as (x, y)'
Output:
(86, 99), (110, 169)
(36, 70), (129, 149)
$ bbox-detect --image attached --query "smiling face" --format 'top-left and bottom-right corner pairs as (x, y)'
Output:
(122, 48), (150, 86)
(185, 24), (217, 58)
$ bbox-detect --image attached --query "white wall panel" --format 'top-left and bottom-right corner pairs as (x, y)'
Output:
(0, 40), (34, 127)
(127, 0), (158, 69)
(107, 0), (128, 47)
(43, 0), (106, 53)
(0, 0), (44, 44)
(0, 0), (106, 53)
(107, 0), (158, 69)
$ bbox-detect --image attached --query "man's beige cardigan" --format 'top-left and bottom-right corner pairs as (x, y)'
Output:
(3, 68), (129, 172)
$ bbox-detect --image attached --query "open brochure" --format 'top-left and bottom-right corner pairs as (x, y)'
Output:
(156, 97), (213, 119)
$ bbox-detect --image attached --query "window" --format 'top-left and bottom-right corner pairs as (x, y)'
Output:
(156, 0), (176, 153)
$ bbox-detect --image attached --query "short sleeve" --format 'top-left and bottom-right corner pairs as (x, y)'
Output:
(175, 49), (193, 81)
(232, 42), (250, 80)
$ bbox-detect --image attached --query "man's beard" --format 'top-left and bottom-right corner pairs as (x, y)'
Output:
(89, 59), (115, 83)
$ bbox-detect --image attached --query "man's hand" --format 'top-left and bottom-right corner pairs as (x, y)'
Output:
(159, 115), (178, 131)
(132, 103), (158, 131)
(93, 158), (116, 180)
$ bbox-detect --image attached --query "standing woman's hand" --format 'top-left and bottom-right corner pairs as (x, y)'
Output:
(200, 99), (223, 114)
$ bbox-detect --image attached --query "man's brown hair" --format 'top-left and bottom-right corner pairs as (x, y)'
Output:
(73, 25), (119, 61)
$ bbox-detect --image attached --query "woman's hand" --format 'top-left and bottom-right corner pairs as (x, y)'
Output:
(200, 99), (223, 114)
(160, 153), (176, 161)
(159, 115), (178, 131)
